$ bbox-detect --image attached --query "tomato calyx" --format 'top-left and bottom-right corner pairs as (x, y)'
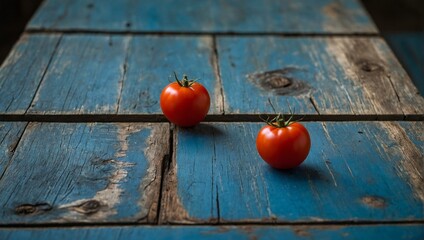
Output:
(260, 99), (304, 128)
(174, 72), (198, 88)
(260, 113), (297, 128)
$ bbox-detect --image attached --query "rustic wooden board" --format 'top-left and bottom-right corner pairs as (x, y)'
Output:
(118, 36), (222, 114)
(386, 32), (424, 95)
(161, 122), (424, 223)
(3, 35), (422, 118)
(217, 37), (424, 118)
(27, 0), (377, 34)
(0, 122), (27, 177)
(1, 225), (423, 239)
(0, 34), (220, 116)
(0, 122), (169, 224)
(0, 34), (60, 114)
(27, 35), (128, 114)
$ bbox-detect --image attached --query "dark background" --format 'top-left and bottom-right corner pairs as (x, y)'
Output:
(0, 0), (423, 63)
(0, 0), (42, 63)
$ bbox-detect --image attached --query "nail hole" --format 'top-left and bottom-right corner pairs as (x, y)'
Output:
(86, 3), (94, 9)
(125, 22), (132, 28)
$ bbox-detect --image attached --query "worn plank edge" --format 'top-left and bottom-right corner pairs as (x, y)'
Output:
(0, 114), (422, 122)
(24, 29), (381, 37)
(211, 36), (225, 114)
(0, 220), (423, 228)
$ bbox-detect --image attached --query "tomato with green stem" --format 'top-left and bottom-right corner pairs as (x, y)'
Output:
(256, 112), (311, 169)
(160, 73), (210, 127)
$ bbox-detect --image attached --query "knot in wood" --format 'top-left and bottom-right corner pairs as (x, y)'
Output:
(15, 205), (36, 215)
(247, 68), (310, 96)
(265, 75), (292, 88)
(74, 200), (101, 214)
(359, 61), (382, 72)
(15, 203), (52, 215)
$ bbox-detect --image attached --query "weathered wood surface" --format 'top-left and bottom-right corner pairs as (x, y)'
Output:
(27, 34), (127, 114)
(1, 225), (424, 240)
(386, 32), (424, 95)
(27, 0), (377, 34)
(0, 34), (60, 114)
(0, 122), (27, 177)
(217, 37), (424, 118)
(0, 34), (221, 116)
(161, 122), (424, 223)
(2, 34), (423, 118)
(0, 122), (169, 224)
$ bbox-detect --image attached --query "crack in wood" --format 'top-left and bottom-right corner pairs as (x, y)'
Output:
(211, 36), (226, 115)
(0, 122), (29, 181)
(116, 36), (131, 114)
(138, 123), (169, 223)
(159, 127), (193, 224)
(25, 35), (63, 114)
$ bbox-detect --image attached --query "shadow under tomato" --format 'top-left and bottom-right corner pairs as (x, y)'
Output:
(176, 123), (225, 137)
(264, 163), (326, 182)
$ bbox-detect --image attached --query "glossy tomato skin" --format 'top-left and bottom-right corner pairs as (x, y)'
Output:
(160, 82), (210, 127)
(256, 122), (311, 169)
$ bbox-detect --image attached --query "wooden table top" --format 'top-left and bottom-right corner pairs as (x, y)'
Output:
(0, 0), (423, 239)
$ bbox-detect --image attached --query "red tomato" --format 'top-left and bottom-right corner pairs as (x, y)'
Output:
(160, 74), (210, 127)
(256, 122), (311, 169)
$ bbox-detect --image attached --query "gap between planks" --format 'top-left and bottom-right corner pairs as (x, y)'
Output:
(0, 114), (422, 122)
(0, 220), (423, 229)
(24, 29), (381, 37)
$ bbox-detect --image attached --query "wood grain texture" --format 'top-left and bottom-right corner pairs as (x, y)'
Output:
(27, 35), (129, 114)
(118, 36), (222, 114)
(27, 0), (377, 33)
(327, 37), (424, 117)
(386, 32), (424, 95)
(1, 34), (220, 116)
(162, 122), (424, 223)
(0, 122), (169, 224)
(4, 35), (421, 118)
(0, 122), (27, 177)
(0, 34), (60, 114)
(1, 225), (423, 240)
(382, 122), (424, 203)
(217, 37), (424, 117)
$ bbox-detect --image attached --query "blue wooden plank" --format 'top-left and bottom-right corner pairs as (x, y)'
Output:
(27, 35), (128, 114)
(162, 122), (424, 223)
(0, 123), (169, 224)
(118, 36), (222, 114)
(217, 37), (424, 116)
(0, 34), (60, 114)
(28, 0), (377, 33)
(0, 122), (27, 177)
(20, 35), (221, 115)
(385, 32), (424, 96)
(1, 225), (423, 240)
